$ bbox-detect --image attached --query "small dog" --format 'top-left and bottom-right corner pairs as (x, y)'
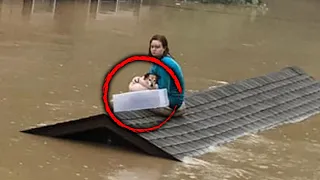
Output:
(129, 73), (159, 92)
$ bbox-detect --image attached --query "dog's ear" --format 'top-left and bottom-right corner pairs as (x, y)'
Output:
(143, 73), (150, 79)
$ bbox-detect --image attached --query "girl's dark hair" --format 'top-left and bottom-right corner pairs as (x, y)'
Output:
(148, 34), (173, 58)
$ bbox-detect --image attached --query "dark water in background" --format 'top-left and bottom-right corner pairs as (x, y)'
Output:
(0, 0), (319, 179)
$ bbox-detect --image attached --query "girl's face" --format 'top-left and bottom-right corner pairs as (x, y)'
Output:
(150, 40), (165, 57)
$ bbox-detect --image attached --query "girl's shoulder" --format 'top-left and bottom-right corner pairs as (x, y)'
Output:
(162, 55), (180, 68)
(162, 55), (176, 63)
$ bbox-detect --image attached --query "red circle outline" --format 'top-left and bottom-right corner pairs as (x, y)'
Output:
(102, 55), (182, 133)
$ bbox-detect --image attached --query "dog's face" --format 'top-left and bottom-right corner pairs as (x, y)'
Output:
(143, 73), (159, 88)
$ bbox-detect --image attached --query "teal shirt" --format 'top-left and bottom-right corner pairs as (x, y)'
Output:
(149, 55), (185, 109)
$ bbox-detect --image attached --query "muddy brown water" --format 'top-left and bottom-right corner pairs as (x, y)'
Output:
(0, 0), (319, 179)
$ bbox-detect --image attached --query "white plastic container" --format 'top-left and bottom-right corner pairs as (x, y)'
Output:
(112, 89), (170, 112)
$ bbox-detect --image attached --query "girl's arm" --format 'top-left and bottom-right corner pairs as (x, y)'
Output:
(148, 64), (157, 74)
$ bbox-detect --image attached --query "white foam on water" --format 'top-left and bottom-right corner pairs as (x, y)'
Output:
(181, 156), (212, 168)
(208, 79), (229, 85)
(285, 111), (320, 124)
(235, 134), (271, 146)
(176, 155), (254, 180)
(101, 167), (162, 180)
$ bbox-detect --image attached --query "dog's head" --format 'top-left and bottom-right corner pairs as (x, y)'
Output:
(143, 73), (159, 88)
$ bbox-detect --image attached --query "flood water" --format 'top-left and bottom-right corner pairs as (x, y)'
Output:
(1, 0), (320, 179)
